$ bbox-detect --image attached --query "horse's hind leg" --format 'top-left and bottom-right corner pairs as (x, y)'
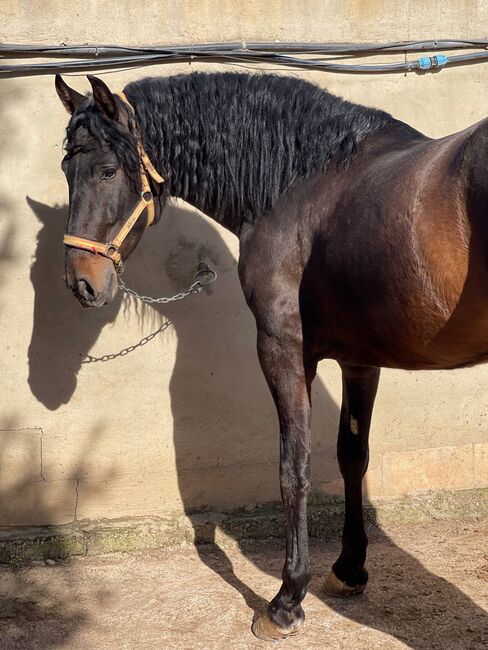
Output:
(323, 362), (380, 597)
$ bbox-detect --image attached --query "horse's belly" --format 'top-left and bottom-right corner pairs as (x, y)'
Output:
(305, 305), (488, 370)
(302, 251), (488, 371)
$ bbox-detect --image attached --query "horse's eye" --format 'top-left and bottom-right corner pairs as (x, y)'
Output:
(101, 168), (117, 180)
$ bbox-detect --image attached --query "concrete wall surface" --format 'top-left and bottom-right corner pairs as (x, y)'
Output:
(1, 1), (488, 529)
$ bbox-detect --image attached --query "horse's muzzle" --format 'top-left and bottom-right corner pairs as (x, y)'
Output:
(75, 275), (118, 307)
(65, 249), (118, 308)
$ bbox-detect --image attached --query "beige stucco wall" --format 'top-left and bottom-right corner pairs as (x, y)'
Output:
(1, 1), (488, 528)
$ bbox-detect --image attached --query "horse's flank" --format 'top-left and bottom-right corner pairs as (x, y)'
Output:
(239, 117), (488, 371)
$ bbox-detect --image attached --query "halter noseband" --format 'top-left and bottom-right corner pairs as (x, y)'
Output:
(63, 91), (164, 275)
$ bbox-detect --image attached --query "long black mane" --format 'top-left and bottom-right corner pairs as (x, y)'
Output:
(68, 72), (395, 229)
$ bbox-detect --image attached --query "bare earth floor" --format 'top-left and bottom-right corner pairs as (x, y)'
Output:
(0, 518), (487, 649)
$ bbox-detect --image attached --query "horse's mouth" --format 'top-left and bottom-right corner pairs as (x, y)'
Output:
(75, 293), (112, 308)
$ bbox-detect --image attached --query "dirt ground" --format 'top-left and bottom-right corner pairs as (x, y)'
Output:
(0, 518), (487, 650)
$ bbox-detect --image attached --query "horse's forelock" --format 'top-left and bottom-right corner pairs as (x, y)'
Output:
(64, 102), (142, 192)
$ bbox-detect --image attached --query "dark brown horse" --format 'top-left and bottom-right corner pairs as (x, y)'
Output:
(55, 71), (486, 641)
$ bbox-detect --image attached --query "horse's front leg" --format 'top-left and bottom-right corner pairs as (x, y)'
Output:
(251, 327), (315, 641)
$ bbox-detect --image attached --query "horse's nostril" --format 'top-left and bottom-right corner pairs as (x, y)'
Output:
(77, 278), (97, 301)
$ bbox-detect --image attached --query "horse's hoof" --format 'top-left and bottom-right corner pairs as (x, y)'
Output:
(322, 569), (366, 598)
(251, 610), (304, 642)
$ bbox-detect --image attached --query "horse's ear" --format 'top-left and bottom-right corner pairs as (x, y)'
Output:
(55, 75), (85, 114)
(87, 75), (118, 120)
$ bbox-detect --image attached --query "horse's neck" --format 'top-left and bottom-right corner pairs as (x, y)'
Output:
(131, 78), (403, 236)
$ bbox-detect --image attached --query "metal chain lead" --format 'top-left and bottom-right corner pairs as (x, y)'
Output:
(82, 321), (172, 363)
(81, 264), (217, 363)
(119, 265), (217, 305)
(119, 278), (199, 304)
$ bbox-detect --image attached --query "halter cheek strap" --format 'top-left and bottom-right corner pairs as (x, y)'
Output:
(63, 91), (164, 275)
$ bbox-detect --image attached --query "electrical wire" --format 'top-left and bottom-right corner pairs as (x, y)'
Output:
(1, 40), (488, 77)
(2, 39), (488, 56)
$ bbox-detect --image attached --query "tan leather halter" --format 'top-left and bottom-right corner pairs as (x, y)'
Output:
(63, 91), (164, 274)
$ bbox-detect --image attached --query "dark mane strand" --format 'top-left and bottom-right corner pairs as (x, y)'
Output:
(124, 73), (394, 228)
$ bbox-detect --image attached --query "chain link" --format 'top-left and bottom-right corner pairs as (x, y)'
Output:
(81, 265), (217, 364)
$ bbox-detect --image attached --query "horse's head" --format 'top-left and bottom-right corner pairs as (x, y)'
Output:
(55, 75), (165, 308)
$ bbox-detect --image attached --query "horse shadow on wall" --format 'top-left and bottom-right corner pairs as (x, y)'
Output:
(27, 198), (488, 649)
(2, 199), (113, 644)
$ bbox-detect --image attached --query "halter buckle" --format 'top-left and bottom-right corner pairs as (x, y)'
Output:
(113, 258), (124, 275)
